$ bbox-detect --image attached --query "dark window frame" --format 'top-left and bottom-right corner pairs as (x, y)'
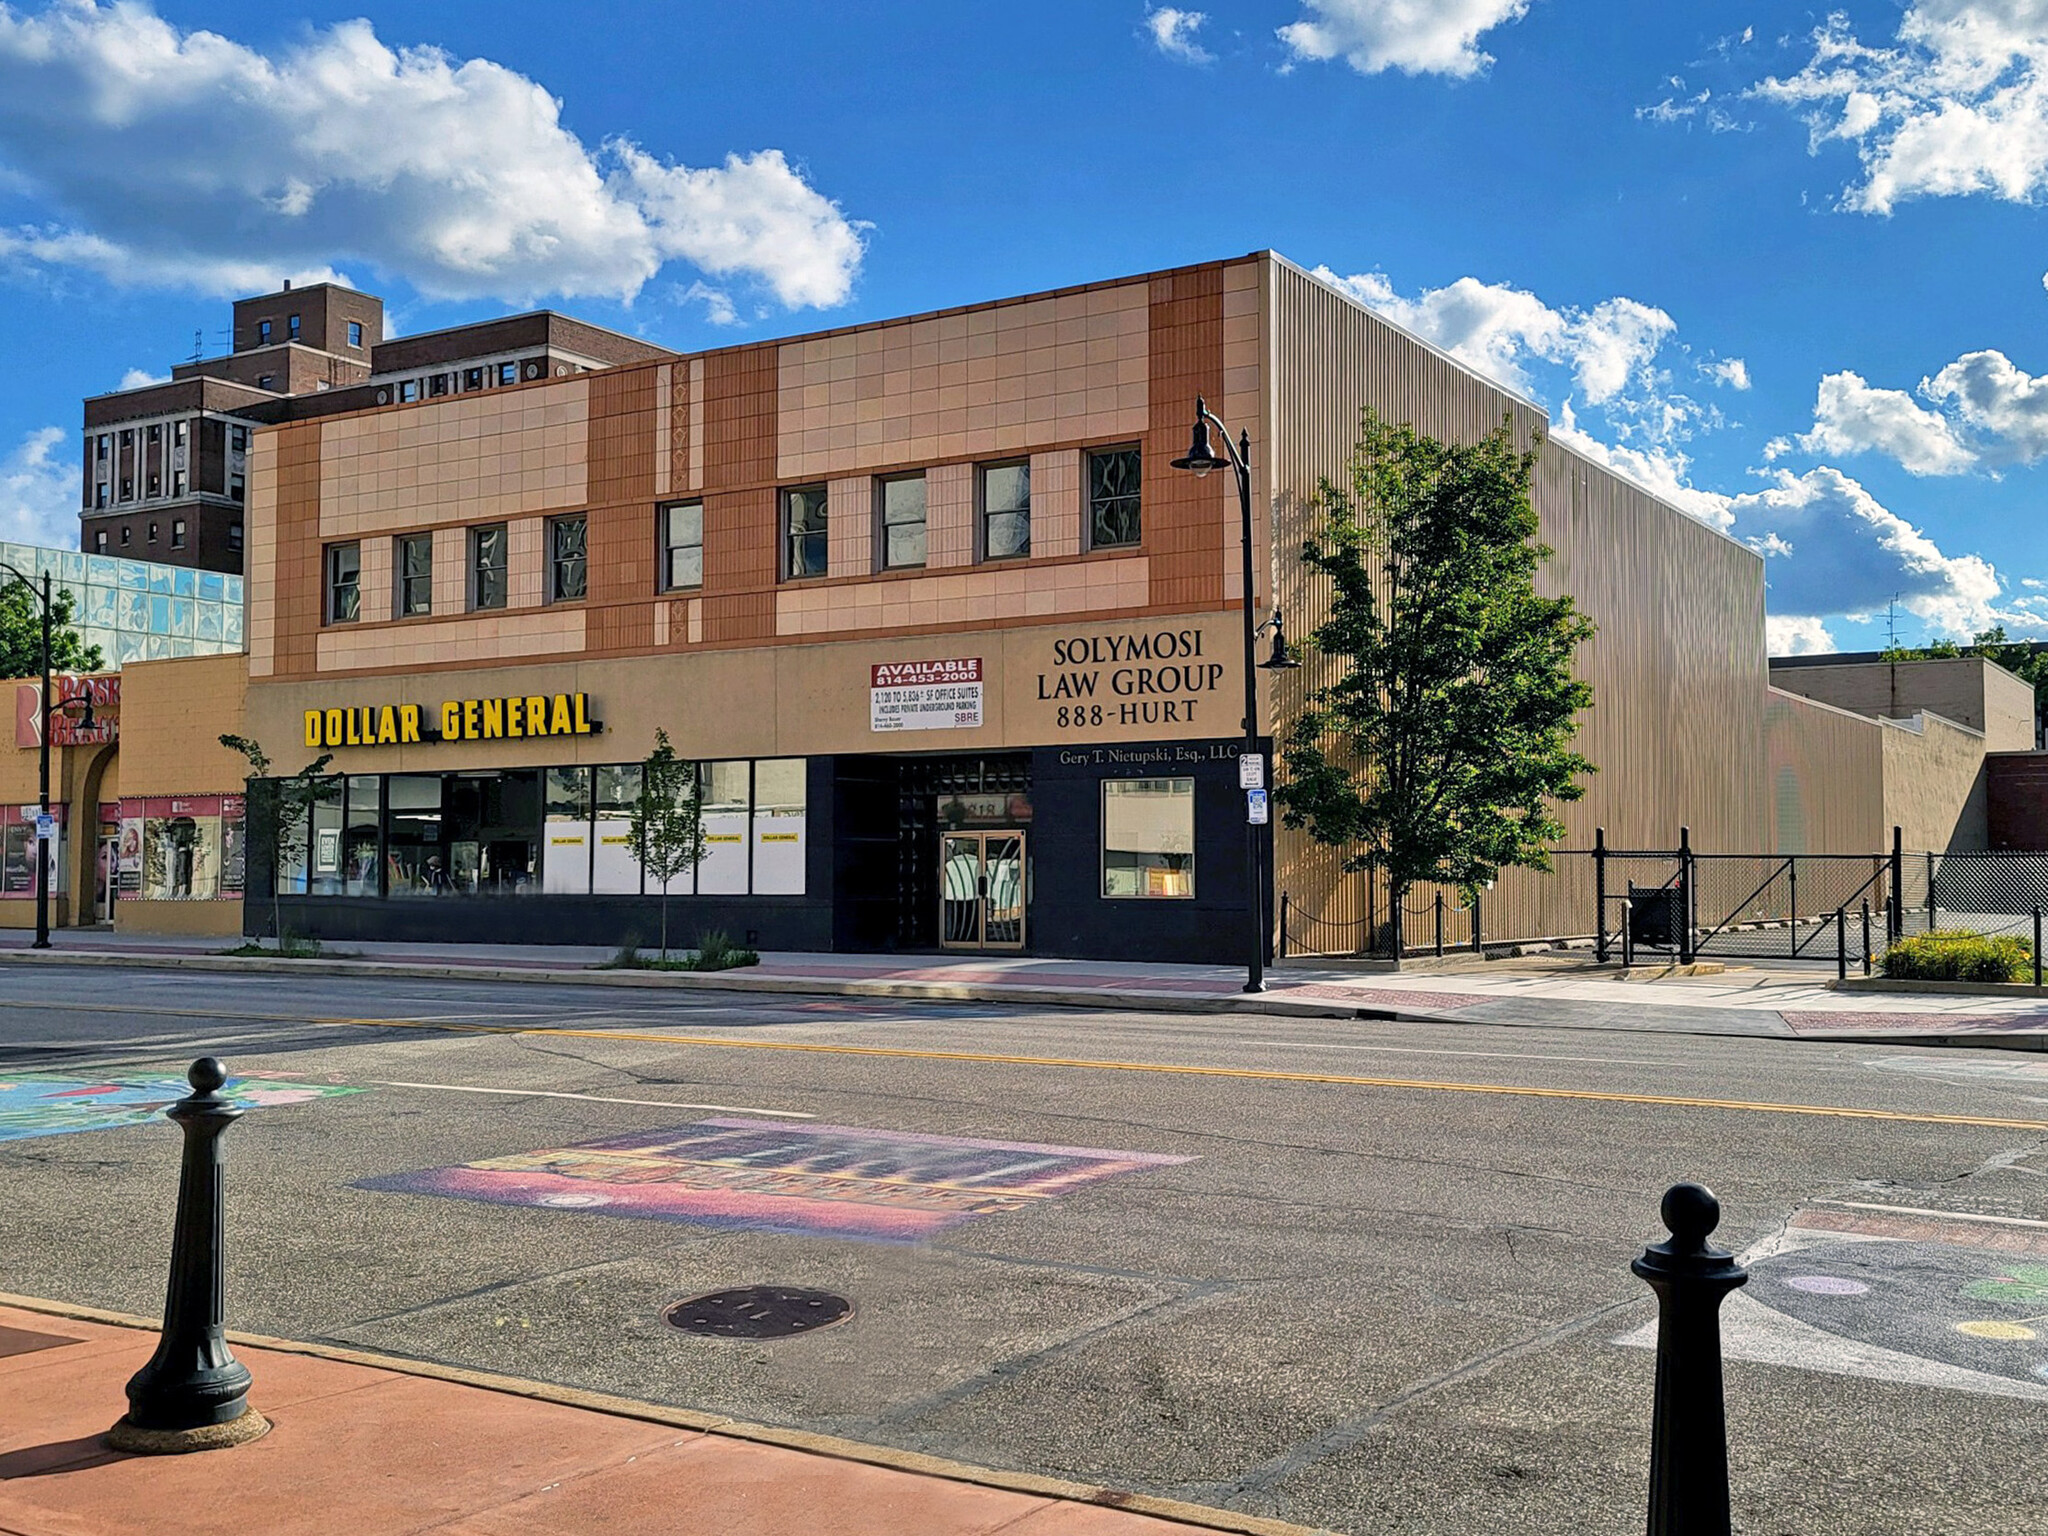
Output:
(781, 484), (828, 581)
(469, 523), (509, 612)
(1087, 445), (1142, 550)
(325, 541), (362, 625)
(170, 518), (186, 549)
(877, 473), (927, 571)
(659, 500), (704, 592)
(396, 532), (433, 617)
(979, 459), (1031, 562)
(547, 514), (588, 603)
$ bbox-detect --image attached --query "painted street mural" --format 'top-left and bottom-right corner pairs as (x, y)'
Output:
(0, 1073), (362, 1143)
(362, 1117), (1194, 1241)
(1619, 1202), (2048, 1401)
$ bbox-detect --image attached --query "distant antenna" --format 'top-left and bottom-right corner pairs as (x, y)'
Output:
(1887, 593), (1901, 718)
(190, 329), (203, 364)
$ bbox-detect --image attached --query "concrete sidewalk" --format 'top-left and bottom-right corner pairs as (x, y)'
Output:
(3, 927), (2046, 1048)
(0, 1300), (1316, 1536)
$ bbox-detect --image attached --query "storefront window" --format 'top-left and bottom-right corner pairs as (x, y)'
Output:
(344, 776), (382, 896)
(751, 759), (806, 895)
(308, 777), (344, 895)
(1, 808), (62, 898)
(698, 760), (751, 894)
(446, 771), (539, 895)
(386, 774), (444, 896)
(220, 795), (246, 897)
(592, 764), (642, 894)
(543, 766), (592, 895)
(1102, 778), (1195, 898)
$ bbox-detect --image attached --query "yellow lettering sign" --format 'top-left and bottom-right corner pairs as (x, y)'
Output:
(303, 710), (321, 749)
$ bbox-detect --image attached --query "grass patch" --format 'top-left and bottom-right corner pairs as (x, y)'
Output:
(1882, 929), (2034, 984)
(216, 935), (351, 959)
(599, 931), (761, 973)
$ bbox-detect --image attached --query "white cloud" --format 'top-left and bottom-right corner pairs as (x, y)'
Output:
(1794, 370), (1978, 474)
(0, 3), (863, 308)
(1278, 0), (1530, 79)
(0, 426), (77, 547)
(1766, 615), (1838, 655)
(1751, 2), (2048, 215)
(1702, 357), (1751, 390)
(1922, 348), (2048, 460)
(118, 367), (165, 389)
(1551, 405), (1736, 529)
(1728, 466), (2003, 635)
(1146, 7), (1213, 63)
(1313, 268), (1675, 405)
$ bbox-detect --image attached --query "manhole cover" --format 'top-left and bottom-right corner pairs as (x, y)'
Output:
(664, 1286), (852, 1339)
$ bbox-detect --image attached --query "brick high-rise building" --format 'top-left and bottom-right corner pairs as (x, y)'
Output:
(80, 280), (667, 574)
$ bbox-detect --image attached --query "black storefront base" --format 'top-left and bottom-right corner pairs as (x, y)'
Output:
(1027, 737), (1269, 966)
(267, 892), (832, 951)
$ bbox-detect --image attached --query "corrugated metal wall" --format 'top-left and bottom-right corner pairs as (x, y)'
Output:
(1763, 688), (1885, 855)
(1261, 255), (1773, 947)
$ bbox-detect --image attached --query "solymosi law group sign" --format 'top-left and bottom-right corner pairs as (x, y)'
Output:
(870, 659), (984, 732)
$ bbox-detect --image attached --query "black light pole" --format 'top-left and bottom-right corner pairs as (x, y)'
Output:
(1173, 397), (1297, 994)
(0, 563), (56, 949)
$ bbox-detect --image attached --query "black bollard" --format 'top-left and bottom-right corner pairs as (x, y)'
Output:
(1633, 1183), (1748, 1536)
(106, 1058), (268, 1453)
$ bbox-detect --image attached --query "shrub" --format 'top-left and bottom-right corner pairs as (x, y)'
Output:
(689, 929), (760, 972)
(1882, 929), (2034, 984)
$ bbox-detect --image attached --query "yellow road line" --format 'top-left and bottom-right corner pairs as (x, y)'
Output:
(315, 1015), (2048, 1132)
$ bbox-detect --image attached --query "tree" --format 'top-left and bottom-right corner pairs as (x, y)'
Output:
(1884, 626), (2048, 748)
(627, 729), (706, 959)
(1275, 412), (1596, 949)
(0, 581), (103, 681)
(219, 733), (333, 945)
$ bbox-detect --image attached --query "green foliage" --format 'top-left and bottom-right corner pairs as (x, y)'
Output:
(219, 733), (333, 942)
(1884, 625), (2048, 746)
(1276, 412), (1595, 932)
(0, 580), (103, 680)
(627, 728), (707, 958)
(600, 930), (760, 972)
(217, 935), (327, 959)
(1882, 929), (2033, 983)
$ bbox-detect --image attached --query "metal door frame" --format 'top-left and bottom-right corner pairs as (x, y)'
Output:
(938, 830), (1027, 951)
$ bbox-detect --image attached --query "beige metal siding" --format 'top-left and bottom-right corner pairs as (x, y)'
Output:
(1261, 254), (1772, 946)
(1763, 687), (1885, 854)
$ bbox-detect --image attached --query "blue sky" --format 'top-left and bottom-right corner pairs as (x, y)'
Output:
(2, 0), (2046, 655)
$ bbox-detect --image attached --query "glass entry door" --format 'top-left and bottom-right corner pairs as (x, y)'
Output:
(940, 831), (1026, 950)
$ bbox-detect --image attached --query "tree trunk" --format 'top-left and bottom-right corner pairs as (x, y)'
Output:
(660, 883), (670, 961)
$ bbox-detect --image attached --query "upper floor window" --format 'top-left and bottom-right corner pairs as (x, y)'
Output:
(93, 530), (107, 553)
(463, 367), (484, 391)
(348, 321), (364, 349)
(397, 379), (418, 403)
(146, 424), (160, 443)
(147, 521), (159, 542)
(95, 435), (108, 460)
(229, 473), (245, 503)
(783, 485), (828, 580)
(119, 429), (133, 449)
(397, 533), (432, 616)
(287, 313), (301, 340)
(981, 461), (1030, 560)
(172, 421), (187, 447)
(229, 426), (248, 453)
(549, 515), (588, 602)
(498, 362), (518, 386)
(120, 477), (133, 501)
(228, 523), (244, 552)
(470, 524), (508, 610)
(428, 373), (450, 397)
(171, 518), (186, 549)
(879, 474), (927, 570)
(172, 471), (187, 497)
(93, 485), (107, 509)
(120, 527), (131, 546)
(257, 320), (272, 345)
(146, 474), (160, 497)
(257, 374), (275, 391)
(326, 543), (361, 624)
(661, 501), (703, 590)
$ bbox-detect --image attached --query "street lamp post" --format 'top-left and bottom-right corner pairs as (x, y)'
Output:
(0, 564), (93, 951)
(1172, 397), (1297, 994)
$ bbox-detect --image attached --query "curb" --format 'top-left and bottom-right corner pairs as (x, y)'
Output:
(1831, 976), (2048, 999)
(0, 948), (1389, 1022)
(0, 1291), (1334, 1536)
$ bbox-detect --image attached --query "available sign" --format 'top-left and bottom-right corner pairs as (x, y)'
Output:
(870, 658), (983, 733)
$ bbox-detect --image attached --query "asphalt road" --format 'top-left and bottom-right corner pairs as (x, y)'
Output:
(5, 964), (2047, 1535)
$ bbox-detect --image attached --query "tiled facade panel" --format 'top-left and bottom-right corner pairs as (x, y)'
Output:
(827, 476), (873, 578)
(1031, 449), (1080, 558)
(316, 607), (586, 670)
(774, 285), (1149, 483)
(775, 556), (1150, 636)
(358, 535), (393, 625)
(314, 384), (588, 535)
(1144, 268), (1229, 613)
(584, 367), (658, 657)
(703, 345), (778, 492)
(927, 462), (975, 568)
(507, 517), (545, 608)
(1221, 263), (1262, 600)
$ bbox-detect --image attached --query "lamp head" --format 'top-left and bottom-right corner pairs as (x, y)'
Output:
(1258, 609), (1301, 671)
(59, 693), (95, 730)
(1170, 398), (1231, 479)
